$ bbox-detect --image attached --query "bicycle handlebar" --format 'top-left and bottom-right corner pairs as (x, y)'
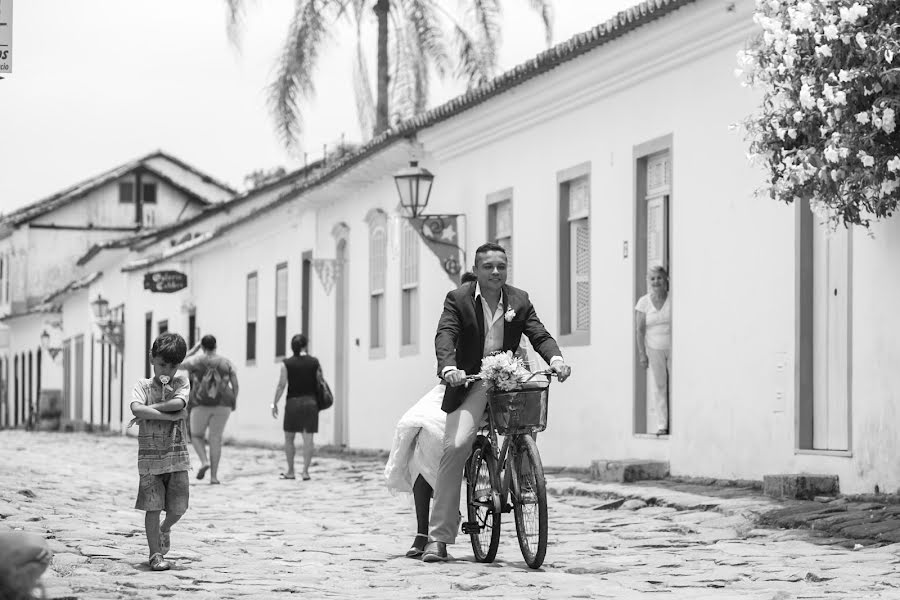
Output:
(463, 369), (558, 383)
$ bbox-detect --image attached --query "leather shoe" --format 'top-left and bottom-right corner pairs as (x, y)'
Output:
(421, 541), (448, 563)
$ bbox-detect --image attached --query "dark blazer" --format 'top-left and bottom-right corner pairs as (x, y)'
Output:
(435, 281), (562, 413)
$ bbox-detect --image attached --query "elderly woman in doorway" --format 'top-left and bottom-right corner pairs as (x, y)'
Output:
(635, 265), (672, 436)
(271, 334), (321, 481)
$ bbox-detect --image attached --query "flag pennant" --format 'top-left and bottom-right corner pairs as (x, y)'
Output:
(408, 215), (463, 285)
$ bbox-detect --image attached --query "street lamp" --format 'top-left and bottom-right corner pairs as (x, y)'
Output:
(393, 161), (434, 218)
(40, 329), (62, 360)
(392, 161), (468, 285)
(90, 294), (110, 321)
(91, 294), (124, 352)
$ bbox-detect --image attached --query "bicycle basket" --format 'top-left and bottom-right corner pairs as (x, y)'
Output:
(490, 380), (549, 435)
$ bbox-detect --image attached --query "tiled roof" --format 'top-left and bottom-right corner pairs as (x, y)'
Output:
(0, 151), (235, 229)
(121, 0), (696, 271)
(0, 271), (103, 321)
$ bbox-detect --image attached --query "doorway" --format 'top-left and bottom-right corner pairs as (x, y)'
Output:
(633, 139), (672, 435)
(334, 229), (350, 447)
(797, 206), (851, 451)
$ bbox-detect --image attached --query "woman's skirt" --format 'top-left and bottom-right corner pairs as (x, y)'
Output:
(284, 395), (318, 433)
(384, 384), (447, 494)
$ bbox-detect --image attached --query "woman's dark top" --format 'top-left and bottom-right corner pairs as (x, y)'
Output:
(284, 354), (320, 397)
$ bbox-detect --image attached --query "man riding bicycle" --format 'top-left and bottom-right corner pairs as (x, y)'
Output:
(422, 242), (571, 563)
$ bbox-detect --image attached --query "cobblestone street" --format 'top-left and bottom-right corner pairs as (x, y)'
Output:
(3, 432), (900, 599)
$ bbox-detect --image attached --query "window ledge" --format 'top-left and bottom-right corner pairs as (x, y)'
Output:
(245, 360), (257, 367)
(634, 433), (668, 440)
(399, 344), (419, 358)
(794, 448), (852, 458)
(369, 347), (386, 360)
(559, 331), (590, 347)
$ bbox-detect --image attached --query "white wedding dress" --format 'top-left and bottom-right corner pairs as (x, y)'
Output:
(384, 384), (447, 494)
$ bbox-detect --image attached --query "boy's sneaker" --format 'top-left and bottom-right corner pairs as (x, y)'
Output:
(159, 529), (170, 556)
(149, 553), (171, 571)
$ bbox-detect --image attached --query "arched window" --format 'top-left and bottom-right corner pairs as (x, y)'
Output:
(366, 209), (388, 358)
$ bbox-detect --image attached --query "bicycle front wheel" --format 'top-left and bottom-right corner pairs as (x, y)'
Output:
(466, 440), (501, 563)
(512, 434), (548, 569)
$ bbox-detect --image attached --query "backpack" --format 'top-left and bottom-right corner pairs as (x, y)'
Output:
(194, 358), (234, 407)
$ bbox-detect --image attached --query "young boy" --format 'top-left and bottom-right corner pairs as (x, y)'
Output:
(130, 332), (191, 572)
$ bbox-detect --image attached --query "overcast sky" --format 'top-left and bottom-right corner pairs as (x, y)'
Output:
(0, 0), (639, 213)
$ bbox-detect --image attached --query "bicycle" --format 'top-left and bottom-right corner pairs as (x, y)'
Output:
(461, 369), (555, 569)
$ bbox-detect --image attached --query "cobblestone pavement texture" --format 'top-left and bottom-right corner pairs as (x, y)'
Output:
(3, 432), (900, 599)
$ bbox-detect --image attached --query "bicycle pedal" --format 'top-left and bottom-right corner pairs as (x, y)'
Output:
(461, 521), (480, 534)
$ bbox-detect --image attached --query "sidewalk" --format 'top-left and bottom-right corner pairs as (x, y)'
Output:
(543, 470), (900, 549)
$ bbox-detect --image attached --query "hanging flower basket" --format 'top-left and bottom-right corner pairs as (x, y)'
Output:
(738, 0), (900, 228)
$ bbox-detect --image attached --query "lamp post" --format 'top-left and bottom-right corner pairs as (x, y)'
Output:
(40, 329), (62, 360)
(91, 294), (124, 352)
(393, 161), (466, 283)
(393, 161), (434, 219)
(90, 294), (110, 322)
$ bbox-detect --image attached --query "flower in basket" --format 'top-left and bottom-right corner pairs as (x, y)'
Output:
(479, 351), (525, 392)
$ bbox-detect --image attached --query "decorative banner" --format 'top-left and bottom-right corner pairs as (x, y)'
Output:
(408, 214), (465, 286)
(144, 270), (188, 293)
(313, 259), (342, 296)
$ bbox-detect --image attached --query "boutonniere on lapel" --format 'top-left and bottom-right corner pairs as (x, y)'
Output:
(504, 307), (516, 322)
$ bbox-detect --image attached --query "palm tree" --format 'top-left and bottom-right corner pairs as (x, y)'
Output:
(225, 0), (553, 149)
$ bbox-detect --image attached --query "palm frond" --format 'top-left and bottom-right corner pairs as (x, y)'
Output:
(452, 23), (492, 89)
(400, 0), (451, 79)
(468, 0), (501, 71)
(268, 0), (331, 149)
(522, 0), (554, 46)
(224, 0), (245, 48)
(352, 0), (376, 135)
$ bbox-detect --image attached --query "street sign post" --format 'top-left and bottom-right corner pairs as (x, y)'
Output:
(0, 0), (11, 75)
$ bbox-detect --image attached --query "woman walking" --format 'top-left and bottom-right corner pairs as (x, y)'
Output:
(271, 334), (321, 480)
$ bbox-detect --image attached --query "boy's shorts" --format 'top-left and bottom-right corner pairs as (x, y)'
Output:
(135, 471), (189, 514)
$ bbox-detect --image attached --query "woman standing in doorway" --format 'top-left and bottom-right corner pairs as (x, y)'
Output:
(271, 334), (320, 480)
(635, 265), (672, 436)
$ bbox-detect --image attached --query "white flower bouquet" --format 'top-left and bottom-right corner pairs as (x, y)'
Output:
(479, 351), (528, 392)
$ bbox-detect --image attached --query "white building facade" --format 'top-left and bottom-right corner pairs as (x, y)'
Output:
(10, 0), (900, 494)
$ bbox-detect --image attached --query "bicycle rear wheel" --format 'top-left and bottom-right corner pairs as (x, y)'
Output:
(512, 434), (548, 569)
(466, 440), (501, 563)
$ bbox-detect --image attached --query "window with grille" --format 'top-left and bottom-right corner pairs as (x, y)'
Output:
(275, 263), (288, 358)
(142, 182), (157, 204)
(246, 272), (258, 361)
(558, 166), (591, 344)
(400, 220), (419, 350)
(119, 182), (134, 203)
(487, 191), (513, 282)
(367, 211), (387, 355)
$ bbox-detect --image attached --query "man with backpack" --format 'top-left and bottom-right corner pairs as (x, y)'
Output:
(180, 335), (239, 485)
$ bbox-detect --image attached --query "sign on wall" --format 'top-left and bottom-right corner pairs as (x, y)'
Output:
(144, 270), (188, 293)
(0, 0), (11, 75)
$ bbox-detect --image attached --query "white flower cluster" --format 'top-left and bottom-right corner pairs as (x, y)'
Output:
(479, 351), (526, 392)
(738, 0), (900, 228)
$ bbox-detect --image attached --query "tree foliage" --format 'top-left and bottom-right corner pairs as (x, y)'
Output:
(227, 0), (554, 149)
(739, 0), (900, 228)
